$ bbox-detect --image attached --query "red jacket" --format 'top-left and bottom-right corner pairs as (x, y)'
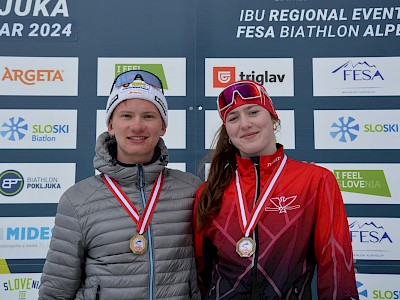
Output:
(194, 146), (358, 299)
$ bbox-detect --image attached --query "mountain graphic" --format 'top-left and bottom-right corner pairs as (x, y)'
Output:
(349, 220), (384, 230)
(332, 61), (377, 73)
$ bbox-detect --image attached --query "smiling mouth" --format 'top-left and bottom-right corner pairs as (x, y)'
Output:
(128, 137), (147, 141)
(241, 132), (258, 138)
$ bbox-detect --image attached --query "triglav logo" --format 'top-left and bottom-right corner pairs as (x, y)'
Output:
(356, 281), (368, 298)
(0, 116), (28, 141)
(0, 170), (24, 197)
(212, 66), (286, 88)
(330, 116), (360, 143)
(332, 60), (384, 82)
(213, 66), (236, 87)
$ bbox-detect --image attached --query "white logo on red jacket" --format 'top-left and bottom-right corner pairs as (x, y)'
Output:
(265, 196), (300, 213)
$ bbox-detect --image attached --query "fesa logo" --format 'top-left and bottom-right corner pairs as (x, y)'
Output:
(213, 66), (236, 87)
(332, 60), (385, 82)
(1, 67), (64, 85)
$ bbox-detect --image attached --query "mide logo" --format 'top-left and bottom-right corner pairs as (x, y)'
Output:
(0, 170), (24, 197)
(330, 116), (360, 143)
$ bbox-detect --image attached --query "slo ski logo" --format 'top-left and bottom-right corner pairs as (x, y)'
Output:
(0, 117), (28, 141)
(330, 116), (360, 143)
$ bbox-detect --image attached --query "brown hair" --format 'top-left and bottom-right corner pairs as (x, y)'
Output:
(196, 117), (280, 231)
(196, 125), (238, 231)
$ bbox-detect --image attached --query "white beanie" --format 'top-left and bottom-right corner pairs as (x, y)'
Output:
(105, 80), (168, 127)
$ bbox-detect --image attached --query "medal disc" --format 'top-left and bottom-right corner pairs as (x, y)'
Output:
(236, 237), (256, 257)
(130, 234), (148, 255)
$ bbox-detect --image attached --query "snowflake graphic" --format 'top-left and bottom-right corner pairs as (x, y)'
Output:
(330, 116), (359, 143)
(0, 117), (28, 141)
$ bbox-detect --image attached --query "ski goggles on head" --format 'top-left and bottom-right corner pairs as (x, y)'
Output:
(217, 81), (263, 112)
(109, 70), (164, 94)
(216, 81), (278, 122)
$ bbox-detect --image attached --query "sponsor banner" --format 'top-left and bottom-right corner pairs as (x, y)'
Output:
(0, 0), (76, 42)
(318, 164), (399, 204)
(0, 163), (75, 204)
(204, 110), (295, 149)
(349, 217), (399, 260)
(0, 57), (78, 96)
(236, 7), (400, 40)
(314, 110), (400, 149)
(96, 110), (186, 150)
(313, 57), (400, 96)
(0, 273), (41, 300)
(0, 217), (54, 259)
(97, 58), (186, 96)
(168, 163), (186, 172)
(205, 58), (294, 97)
(0, 110), (77, 149)
(355, 273), (400, 300)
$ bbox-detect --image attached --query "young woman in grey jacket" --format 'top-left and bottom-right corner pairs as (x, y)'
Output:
(39, 70), (202, 300)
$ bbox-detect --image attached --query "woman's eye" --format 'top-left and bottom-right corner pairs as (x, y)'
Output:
(227, 116), (237, 122)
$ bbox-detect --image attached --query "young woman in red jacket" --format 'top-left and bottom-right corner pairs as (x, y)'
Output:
(194, 80), (359, 299)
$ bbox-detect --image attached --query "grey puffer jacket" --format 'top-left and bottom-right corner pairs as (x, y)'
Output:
(39, 132), (202, 300)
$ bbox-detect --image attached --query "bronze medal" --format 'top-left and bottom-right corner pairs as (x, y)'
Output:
(236, 237), (256, 258)
(130, 234), (148, 255)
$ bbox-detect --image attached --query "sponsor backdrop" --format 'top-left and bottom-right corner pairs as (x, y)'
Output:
(0, 0), (399, 298)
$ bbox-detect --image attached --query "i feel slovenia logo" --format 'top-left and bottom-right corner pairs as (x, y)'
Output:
(330, 116), (360, 143)
(0, 117), (28, 141)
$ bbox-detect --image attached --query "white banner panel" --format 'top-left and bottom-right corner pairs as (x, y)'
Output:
(0, 273), (41, 300)
(0, 163), (75, 204)
(0, 57), (78, 96)
(314, 110), (400, 149)
(0, 217), (54, 259)
(355, 273), (400, 299)
(318, 164), (399, 205)
(205, 58), (294, 97)
(313, 57), (400, 96)
(349, 217), (400, 260)
(0, 110), (77, 149)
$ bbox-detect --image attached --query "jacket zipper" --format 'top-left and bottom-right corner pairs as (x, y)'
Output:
(95, 285), (100, 300)
(250, 157), (261, 299)
(138, 165), (155, 300)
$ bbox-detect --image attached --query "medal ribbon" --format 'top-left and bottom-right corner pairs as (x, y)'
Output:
(235, 155), (287, 237)
(102, 171), (165, 234)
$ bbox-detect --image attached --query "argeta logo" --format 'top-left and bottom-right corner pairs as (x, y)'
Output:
(213, 66), (236, 88)
(0, 170), (24, 197)
(330, 116), (360, 143)
(0, 116), (28, 141)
